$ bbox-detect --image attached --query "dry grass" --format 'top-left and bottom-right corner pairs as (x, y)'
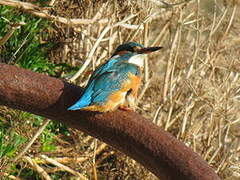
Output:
(1, 0), (240, 179)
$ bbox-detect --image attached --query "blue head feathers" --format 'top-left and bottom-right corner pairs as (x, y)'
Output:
(112, 42), (144, 56)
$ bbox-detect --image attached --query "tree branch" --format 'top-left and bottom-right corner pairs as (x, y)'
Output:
(0, 0), (108, 25)
(0, 63), (220, 180)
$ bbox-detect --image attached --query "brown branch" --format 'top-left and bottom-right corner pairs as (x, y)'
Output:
(0, 0), (108, 25)
(0, 63), (220, 180)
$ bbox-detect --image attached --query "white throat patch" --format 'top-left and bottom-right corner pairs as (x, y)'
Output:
(128, 54), (146, 68)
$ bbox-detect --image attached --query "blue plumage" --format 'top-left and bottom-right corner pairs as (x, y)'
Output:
(89, 53), (133, 80)
(67, 82), (94, 110)
(67, 53), (140, 110)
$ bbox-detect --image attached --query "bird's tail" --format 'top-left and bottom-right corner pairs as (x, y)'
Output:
(68, 81), (94, 111)
(68, 98), (90, 110)
(68, 90), (91, 111)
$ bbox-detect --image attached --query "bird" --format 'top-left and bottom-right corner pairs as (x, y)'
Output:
(68, 42), (162, 112)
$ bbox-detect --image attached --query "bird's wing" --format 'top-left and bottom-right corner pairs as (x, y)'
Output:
(90, 62), (141, 105)
(68, 62), (140, 110)
(89, 53), (133, 81)
(88, 57), (118, 82)
(68, 56), (120, 110)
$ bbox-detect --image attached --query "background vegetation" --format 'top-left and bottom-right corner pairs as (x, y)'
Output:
(0, 0), (239, 179)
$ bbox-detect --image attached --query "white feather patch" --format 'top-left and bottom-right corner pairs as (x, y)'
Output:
(128, 54), (146, 67)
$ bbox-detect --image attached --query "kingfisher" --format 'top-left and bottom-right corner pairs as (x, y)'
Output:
(68, 42), (162, 112)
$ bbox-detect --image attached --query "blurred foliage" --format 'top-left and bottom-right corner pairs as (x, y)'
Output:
(0, 4), (71, 179)
(0, 129), (26, 158)
(0, 5), (77, 77)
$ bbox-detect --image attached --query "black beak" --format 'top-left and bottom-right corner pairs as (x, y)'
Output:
(137, 46), (163, 54)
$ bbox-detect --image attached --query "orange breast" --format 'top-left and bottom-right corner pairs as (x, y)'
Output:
(82, 73), (141, 112)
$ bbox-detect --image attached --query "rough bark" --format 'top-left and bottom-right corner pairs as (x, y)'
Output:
(0, 63), (220, 180)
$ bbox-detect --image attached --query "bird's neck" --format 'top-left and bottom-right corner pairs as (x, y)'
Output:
(128, 54), (146, 68)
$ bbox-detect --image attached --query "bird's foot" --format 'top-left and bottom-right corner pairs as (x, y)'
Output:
(119, 105), (134, 112)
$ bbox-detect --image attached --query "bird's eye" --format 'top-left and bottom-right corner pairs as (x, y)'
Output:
(133, 46), (141, 52)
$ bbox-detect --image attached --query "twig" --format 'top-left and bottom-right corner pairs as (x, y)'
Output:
(95, 143), (107, 155)
(2, 173), (23, 180)
(152, 104), (163, 125)
(137, 80), (151, 103)
(40, 155), (88, 180)
(162, 21), (180, 102)
(224, 3), (237, 36)
(164, 15), (182, 130)
(119, 23), (144, 30)
(0, 22), (26, 46)
(211, 7), (229, 35)
(149, 0), (192, 8)
(137, 22), (150, 103)
(186, 0), (200, 79)
(151, 21), (170, 46)
(0, 0), (108, 25)
(30, 143), (107, 166)
(95, 151), (115, 165)
(69, 25), (110, 82)
(48, 0), (56, 6)
(13, 119), (50, 162)
(24, 156), (52, 180)
(143, 22), (149, 82)
(92, 139), (98, 180)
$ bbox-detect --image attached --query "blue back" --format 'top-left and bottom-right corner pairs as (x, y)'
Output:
(89, 53), (133, 80)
